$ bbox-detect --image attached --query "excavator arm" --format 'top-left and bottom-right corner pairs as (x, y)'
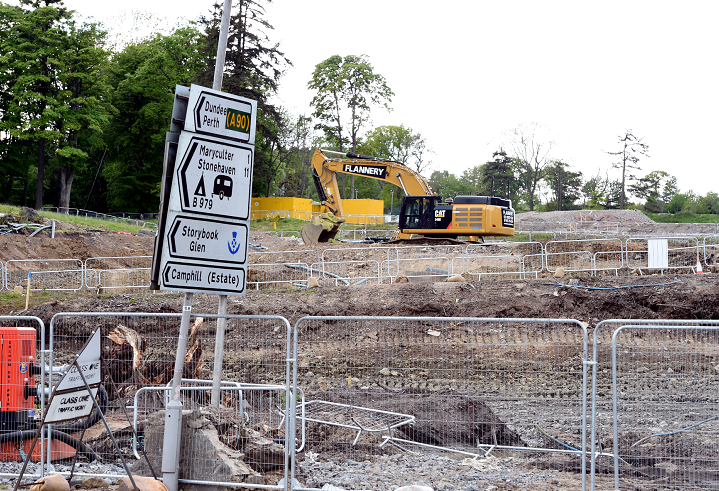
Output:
(311, 148), (431, 218)
(302, 148), (430, 244)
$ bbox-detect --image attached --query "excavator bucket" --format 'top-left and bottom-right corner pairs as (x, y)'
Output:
(300, 212), (344, 245)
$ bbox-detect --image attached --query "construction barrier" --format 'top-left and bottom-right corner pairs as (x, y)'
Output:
(5, 259), (84, 292)
(84, 256), (152, 291)
(47, 312), (293, 489)
(290, 316), (590, 491)
(610, 324), (719, 491)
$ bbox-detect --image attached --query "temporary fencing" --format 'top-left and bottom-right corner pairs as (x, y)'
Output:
(0, 316), (47, 475)
(335, 229), (393, 241)
(5, 259), (83, 292)
(610, 324), (719, 490)
(516, 221), (719, 236)
(703, 235), (719, 269)
(47, 312), (293, 489)
(84, 256), (152, 291)
(459, 241), (544, 280)
(589, 319), (719, 491)
(248, 250), (320, 290)
(289, 316), (589, 491)
(41, 207), (156, 229)
(2, 236), (718, 292)
(321, 246), (391, 285)
(545, 239), (624, 276)
(381, 244), (463, 282)
(6, 310), (719, 489)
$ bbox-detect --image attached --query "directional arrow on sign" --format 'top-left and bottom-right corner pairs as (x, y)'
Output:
(167, 214), (248, 264)
(162, 261), (246, 295)
(185, 84), (257, 144)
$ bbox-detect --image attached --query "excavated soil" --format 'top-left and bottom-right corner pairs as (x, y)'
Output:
(3, 218), (719, 489)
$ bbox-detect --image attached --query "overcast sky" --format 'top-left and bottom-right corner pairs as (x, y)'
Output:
(14, 0), (719, 198)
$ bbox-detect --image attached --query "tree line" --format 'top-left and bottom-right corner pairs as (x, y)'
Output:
(0, 1), (715, 217)
(0, 0), (290, 213)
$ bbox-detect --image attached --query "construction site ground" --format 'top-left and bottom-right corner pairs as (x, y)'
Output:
(2, 214), (719, 490)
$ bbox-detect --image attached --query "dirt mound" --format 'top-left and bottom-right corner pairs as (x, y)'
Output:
(517, 209), (655, 224)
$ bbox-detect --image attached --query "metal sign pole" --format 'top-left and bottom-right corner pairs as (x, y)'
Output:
(163, 293), (193, 491)
(211, 0), (232, 410)
(211, 295), (227, 408)
(213, 0), (232, 92)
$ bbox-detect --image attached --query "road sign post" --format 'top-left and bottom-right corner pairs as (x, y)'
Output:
(153, 3), (261, 485)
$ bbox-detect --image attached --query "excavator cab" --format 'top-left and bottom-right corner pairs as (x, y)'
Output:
(399, 196), (452, 233)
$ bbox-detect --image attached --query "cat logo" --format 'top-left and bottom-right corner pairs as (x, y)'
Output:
(434, 210), (446, 218)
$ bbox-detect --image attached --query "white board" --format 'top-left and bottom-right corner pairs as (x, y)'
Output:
(648, 239), (669, 269)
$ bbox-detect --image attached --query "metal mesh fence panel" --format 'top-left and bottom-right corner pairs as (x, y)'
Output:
(247, 263), (310, 290)
(460, 242), (544, 280)
(322, 247), (394, 285)
(5, 259), (83, 292)
(84, 256), (152, 291)
(590, 319), (719, 491)
(625, 237), (700, 273)
(1, 261), (5, 291)
(335, 229), (394, 241)
(545, 239), (623, 276)
(611, 325), (719, 491)
(703, 236), (719, 272)
(47, 313), (292, 489)
(0, 317), (46, 478)
(248, 251), (320, 290)
(290, 316), (589, 491)
(382, 245), (463, 283)
(318, 260), (380, 286)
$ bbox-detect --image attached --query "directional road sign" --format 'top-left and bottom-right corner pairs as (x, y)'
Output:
(174, 132), (254, 220)
(185, 84), (257, 144)
(166, 214), (248, 264)
(161, 261), (246, 295)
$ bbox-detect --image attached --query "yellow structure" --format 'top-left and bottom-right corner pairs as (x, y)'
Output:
(251, 197), (384, 224)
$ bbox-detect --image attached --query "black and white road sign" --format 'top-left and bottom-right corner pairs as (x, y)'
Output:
(45, 387), (99, 424)
(56, 328), (101, 392)
(185, 84), (257, 144)
(174, 133), (253, 220)
(167, 214), (248, 264)
(162, 262), (246, 295)
(45, 329), (102, 423)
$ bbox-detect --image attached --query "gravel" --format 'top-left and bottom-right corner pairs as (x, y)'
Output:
(516, 209), (655, 224)
(295, 453), (560, 491)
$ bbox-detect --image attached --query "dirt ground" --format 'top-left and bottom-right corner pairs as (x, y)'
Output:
(3, 219), (719, 490)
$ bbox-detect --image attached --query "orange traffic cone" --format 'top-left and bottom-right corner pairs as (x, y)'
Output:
(696, 255), (704, 274)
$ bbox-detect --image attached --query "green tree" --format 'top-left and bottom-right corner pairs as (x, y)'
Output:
(54, 20), (113, 211)
(697, 192), (719, 214)
(628, 170), (677, 213)
(0, 1), (113, 210)
(606, 130), (649, 209)
(543, 160), (583, 211)
(581, 171), (621, 209)
(308, 54), (393, 197)
(361, 125), (430, 173)
(198, 0), (291, 199)
(103, 26), (204, 211)
(428, 170), (472, 199)
(0, 0), (73, 209)
(465, 149), (518, 202)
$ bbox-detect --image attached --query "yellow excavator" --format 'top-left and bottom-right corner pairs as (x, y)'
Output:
(300, 148), (515, 244)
